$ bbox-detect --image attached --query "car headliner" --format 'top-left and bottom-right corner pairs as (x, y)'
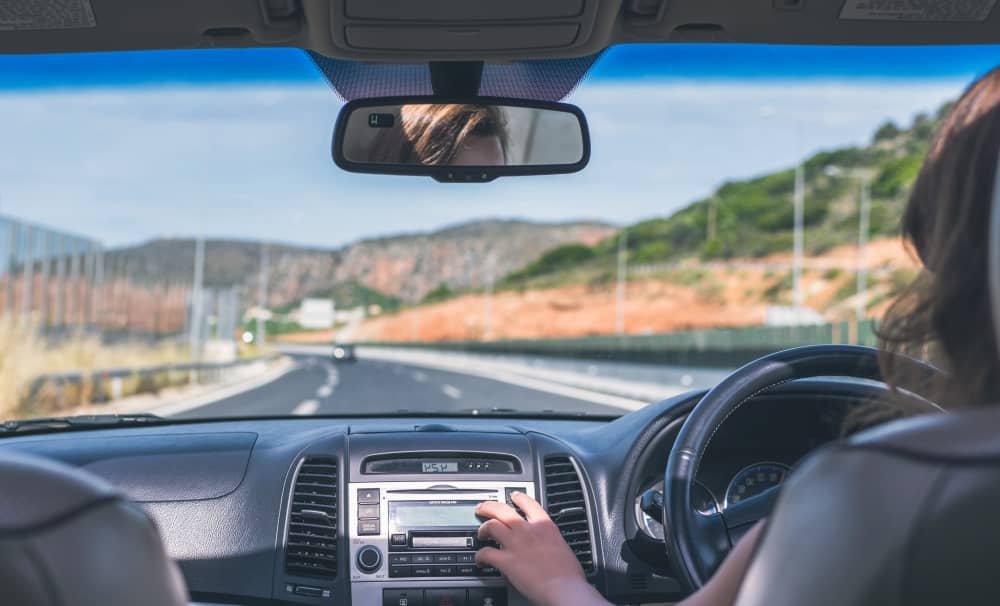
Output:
(1, 0), (998, 64)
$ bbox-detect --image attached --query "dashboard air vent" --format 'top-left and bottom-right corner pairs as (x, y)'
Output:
(285, 457), (339, 578)
(543, 456), (594, 573)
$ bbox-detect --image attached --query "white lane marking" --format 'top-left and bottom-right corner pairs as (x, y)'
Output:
(355, 348), (651, 411)
(442, 384), (462, 399)
(317, 384), (333, 398)
(293, 399), (320, 415)
(412, 371), (427, 383)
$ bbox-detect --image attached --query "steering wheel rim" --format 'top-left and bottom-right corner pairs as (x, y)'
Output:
(663, 344), (943, 591)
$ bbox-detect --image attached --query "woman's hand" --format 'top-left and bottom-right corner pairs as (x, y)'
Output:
(475, 492), (609, 606)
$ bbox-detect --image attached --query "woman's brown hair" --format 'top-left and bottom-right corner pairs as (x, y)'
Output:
(370, 104), (508, 166)
(878, 66), (1000, 410)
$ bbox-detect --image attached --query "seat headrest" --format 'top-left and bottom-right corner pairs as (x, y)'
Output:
(0, 451), (120, 532)
(0, 451), (187, 606)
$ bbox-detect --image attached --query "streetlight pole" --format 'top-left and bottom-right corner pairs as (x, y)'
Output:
(256, 242), (269, 347)
(824, 165), (873, 323)
(190, 237), (205, 360)
(483, 251), (495, 340)
(616, 229), (628, 335)
(856, 178), (871, 323)
(792, 164), (805, 313)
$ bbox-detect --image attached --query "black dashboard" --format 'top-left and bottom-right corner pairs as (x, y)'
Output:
(0, 379), (878, 605)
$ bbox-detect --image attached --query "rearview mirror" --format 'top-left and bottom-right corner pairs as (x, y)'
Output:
(333, 97), (590, 182)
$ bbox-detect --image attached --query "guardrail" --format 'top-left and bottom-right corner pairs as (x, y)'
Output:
(26, 354), (281, 410)
(361, 319), (880, 368)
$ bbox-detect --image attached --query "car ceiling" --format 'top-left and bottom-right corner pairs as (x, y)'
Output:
(2, 0), (1000, 62)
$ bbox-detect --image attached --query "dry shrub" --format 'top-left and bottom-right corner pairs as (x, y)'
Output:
(0, 319), (189, 420)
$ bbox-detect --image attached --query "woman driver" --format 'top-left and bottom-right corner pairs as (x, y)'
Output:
(474, 66), (1000, 606)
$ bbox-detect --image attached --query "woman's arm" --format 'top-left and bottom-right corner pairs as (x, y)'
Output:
(475, 492), (763, 606)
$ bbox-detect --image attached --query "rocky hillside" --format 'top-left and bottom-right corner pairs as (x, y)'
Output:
(107, 220), (614, 308)
(499, 103), (948, 291)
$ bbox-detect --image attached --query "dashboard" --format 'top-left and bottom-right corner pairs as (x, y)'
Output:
(0, 379), (876, 605)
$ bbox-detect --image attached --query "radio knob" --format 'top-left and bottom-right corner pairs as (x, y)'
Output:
(356, 546), (382, 573)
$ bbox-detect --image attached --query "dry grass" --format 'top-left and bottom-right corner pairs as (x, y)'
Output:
(0, 319), (190, 420)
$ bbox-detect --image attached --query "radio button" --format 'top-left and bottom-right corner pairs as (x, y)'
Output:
(391, 533), (408, 546)
(358, 504), (380, 519)
(456, 565), (477, 576)
(384, 588), (425, 606)
(469, 587), (507, 606)
(434, 553), (456, 564)
(388, 564), (410, 578)
(411, 554), (434, 564)
(412, 565), (433, 576)
(478, 565), (501, 577)
(358, 520), (380, 535)
(388, 553), (411, 564)
(426, 588), (468, 606)
(456, 553), (476, 564)
(358, 488), (380, 504)
(434, 565), (456, 576)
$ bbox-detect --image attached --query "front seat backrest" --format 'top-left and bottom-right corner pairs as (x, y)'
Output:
(733, 407), (1000, 606)
(0, 451), (187, 606)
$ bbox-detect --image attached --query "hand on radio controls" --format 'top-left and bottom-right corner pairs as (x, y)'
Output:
(475, 492), (609, 606)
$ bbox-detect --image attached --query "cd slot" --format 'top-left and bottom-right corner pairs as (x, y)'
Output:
(387, 488), (495, 494)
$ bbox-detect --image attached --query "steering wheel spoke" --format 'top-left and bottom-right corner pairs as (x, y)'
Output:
(721, 484), (780, 544)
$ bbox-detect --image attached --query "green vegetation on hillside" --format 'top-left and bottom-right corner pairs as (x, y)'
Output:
(502, 244), (596, 284)
(308, 280), (403, 313)
(500, 102), (949, 289)
(422, 283), (454, 304)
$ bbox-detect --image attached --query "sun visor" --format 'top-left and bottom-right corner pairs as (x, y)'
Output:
(308, 51), (603, 101)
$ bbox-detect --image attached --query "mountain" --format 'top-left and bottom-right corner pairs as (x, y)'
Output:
(106, 219), (615, 308)
(499, 102), (949, 289)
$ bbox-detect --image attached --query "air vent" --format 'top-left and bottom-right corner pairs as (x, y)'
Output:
(285, 457), (339, 578)
(543, 456), (594, 573)
(629, 571), (650, 591)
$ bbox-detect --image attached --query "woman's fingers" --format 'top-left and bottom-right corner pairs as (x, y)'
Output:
(510, 491), (549, 523)
(474, 545), (508, 570)
(476, 499), (525, 528)
(477, 518), (513, 545)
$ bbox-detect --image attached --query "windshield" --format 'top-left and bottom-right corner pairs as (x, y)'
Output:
(0, 44), (995, 423)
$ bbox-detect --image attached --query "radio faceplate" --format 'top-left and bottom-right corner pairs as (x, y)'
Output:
(347, 480), (535, 584)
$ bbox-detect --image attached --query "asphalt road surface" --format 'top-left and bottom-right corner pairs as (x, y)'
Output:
(176, 353), (625, 419)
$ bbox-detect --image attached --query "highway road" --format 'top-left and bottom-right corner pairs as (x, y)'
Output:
(176, 353), (629, 419)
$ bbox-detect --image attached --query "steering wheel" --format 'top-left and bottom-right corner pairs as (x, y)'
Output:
(659, 344), (942, 591)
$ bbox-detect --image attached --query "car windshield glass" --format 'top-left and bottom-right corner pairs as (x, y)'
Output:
(0, 44), (995, 423)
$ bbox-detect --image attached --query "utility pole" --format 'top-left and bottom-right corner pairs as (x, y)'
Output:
(93, 245), (104, 329)
(256, 242), (269, 347)
(20, 226), (33, 319)
(616, 229), (628, 336)
(5, 221), (16, 317)
(68, 244), (80, 326)
(190, 237), (205, 360)
(54, 235), (65, 328)
(39, 232), (51, 329)
(792, 164), (805, 313)
(707, 197), (717, 242)
(483, 251), (496, 340)
(856, 178), (871, 324)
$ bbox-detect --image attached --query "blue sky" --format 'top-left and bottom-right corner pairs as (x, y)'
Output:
(0, 44), (997, 248)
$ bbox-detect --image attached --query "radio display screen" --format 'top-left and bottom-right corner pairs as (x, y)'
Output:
(389, 501), (481, 528)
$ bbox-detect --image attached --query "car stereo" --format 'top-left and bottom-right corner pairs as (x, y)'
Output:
(348, 480), (535, 605)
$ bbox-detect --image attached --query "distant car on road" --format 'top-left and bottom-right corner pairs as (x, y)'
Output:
(332, 343), (356, 362)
